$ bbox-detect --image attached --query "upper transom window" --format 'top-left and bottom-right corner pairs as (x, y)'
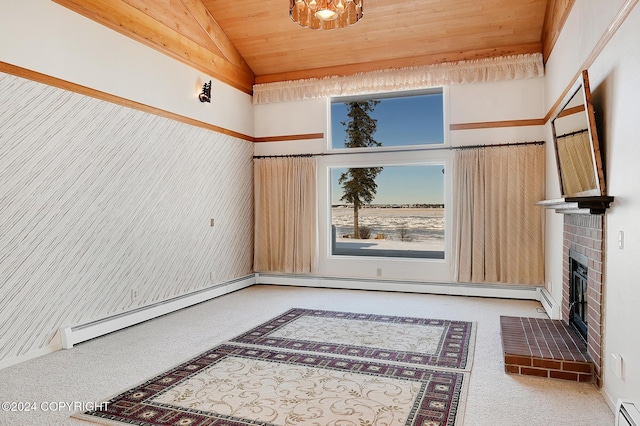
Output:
(330, 89), (444, 150)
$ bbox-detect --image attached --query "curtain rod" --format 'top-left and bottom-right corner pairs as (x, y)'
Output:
(253, 153), (318, 159)
(453, 140), (544, 150)
(557, 129), (588, 139)
(253, 140), (545, 158)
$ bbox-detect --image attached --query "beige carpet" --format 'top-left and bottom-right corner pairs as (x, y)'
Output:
(0, 285), (614, 425)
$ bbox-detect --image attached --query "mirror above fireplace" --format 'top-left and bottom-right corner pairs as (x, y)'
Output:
(538, 70), (613, 215)
(551, 69), (606, 197)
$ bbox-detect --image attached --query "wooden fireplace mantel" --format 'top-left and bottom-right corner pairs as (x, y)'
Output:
(536, 196), (614, 215)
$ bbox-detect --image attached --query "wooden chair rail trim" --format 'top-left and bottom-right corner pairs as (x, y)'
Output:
(254, 134), (325, 143)
(0, 61), (254, 142)
(450, 119), (545, 131)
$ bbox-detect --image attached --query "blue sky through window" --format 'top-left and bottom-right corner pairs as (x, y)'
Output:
(331, 92), (444, 149)
(330, 92), (445, 205)
(331, 165), (444, 205)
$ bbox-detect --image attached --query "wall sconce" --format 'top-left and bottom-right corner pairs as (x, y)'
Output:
(199, 80), (211, 103)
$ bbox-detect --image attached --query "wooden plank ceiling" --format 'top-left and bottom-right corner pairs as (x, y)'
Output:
(53, 0), (566, 95)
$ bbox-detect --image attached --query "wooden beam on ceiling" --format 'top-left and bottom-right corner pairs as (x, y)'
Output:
(52, 0), (255, 94)
(177, 0), (252, 73)
(541, 0), (576, 63)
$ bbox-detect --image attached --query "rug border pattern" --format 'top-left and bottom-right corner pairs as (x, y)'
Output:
(229, 308), (475, 370)
(75, 343), (467, 426)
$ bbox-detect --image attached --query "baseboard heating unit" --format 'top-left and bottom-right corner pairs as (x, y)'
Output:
(617, 399), (640, 426)
(256, 273), (542, 300)
(59, 275), (255, 349)
(538, 287), (561, 319)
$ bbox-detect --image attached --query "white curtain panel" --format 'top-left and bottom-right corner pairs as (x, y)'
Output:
(254, 157), (317, 273)
(452, 144), (545, 285)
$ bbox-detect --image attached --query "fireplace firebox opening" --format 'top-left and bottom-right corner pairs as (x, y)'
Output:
(569, 249), (589, 342)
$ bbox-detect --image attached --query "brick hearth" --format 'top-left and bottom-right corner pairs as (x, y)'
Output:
(500, 316), (593, 382)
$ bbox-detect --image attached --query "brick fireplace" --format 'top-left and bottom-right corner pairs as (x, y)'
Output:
(562, 214), (605, 386)
(501, 207), (608, 385)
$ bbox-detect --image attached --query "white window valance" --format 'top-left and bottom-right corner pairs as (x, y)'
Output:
(253, 53), (543, 104)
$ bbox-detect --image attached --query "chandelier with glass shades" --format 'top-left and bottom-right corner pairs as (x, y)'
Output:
(289, 0), (364, 30)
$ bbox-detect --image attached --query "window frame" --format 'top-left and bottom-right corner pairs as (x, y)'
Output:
(321, 87), (451, 264)
(328, 87), (449, 153)
(328, 162), (447, 260)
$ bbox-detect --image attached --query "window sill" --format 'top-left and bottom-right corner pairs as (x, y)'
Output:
(332, 248), (445, 259)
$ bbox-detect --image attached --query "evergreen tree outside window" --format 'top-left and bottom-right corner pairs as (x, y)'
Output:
(338, 101), (383, 239)
(329, 89), (446, 259)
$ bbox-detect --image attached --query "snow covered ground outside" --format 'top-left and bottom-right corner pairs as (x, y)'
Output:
(332, 207), (444, 251)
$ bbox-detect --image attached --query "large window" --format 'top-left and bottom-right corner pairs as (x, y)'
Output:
(331, 165), (445, 258)
(329, 89), (447, 259)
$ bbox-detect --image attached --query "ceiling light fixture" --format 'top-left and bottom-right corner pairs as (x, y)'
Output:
(290, 0), (363, 30)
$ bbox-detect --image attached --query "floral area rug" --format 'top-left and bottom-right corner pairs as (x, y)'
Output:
(75, 309), (474, 426)
(231, 308), (476, 371)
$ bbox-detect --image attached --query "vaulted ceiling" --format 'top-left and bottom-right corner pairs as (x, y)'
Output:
(53, 0), (572, 95)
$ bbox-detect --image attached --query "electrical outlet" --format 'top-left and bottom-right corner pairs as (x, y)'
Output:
(209, 271), (216, 282)
(376, 268), (382, 277)
(130, 289), (137, 302)
(210, 218), (215, 227)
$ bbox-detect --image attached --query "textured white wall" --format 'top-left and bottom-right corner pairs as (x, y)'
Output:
(0, 73), (254, 364)
(544, 0), (640, 409)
